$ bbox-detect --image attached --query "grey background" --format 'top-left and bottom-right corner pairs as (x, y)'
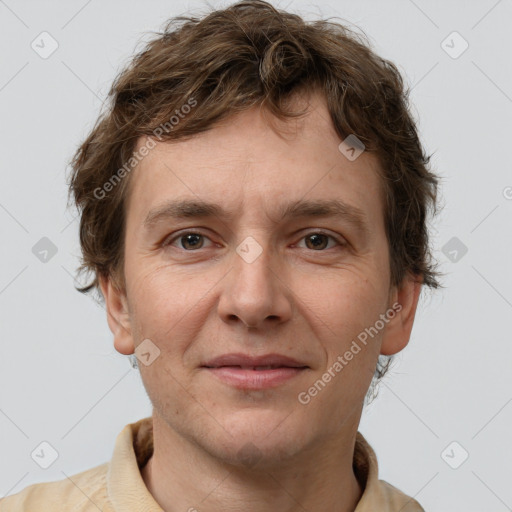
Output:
(1, 0), (511, 510)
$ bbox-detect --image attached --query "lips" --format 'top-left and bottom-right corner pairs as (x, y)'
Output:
(202, 353), (308, 369)
(201, 353), (309, 389)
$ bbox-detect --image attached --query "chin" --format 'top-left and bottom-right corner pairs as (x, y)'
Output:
(203, 409), (312, 469)
(213, 434), (307, 470)
(155, 393), (317, 468)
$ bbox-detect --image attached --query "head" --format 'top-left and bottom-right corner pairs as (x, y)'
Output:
(68, 0), (441, 465)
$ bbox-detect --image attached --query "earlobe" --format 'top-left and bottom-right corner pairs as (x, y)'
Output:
(99, 274), (135, 355)
(380, 274), (423, 356)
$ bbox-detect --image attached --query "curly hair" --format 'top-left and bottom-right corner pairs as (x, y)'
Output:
(67, 0), (443, 399)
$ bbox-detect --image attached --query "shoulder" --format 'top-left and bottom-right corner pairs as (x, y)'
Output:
(377, 479), (425, 511)
(0, 463), (112, 512)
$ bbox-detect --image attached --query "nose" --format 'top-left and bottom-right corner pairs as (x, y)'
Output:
(217, 241), (293, 329)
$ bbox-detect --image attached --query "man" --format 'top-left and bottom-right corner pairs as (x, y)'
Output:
(1, 0), (441, 510)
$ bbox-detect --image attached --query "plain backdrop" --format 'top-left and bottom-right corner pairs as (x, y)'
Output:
(1, 0), (511, 510)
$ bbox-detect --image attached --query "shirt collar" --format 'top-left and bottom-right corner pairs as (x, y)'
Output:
(106, 417), (405, 512)
(107, 417), (161, 511)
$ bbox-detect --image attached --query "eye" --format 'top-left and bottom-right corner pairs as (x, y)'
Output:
(296, 232), (343, 251)
(164, 232), (214, 250)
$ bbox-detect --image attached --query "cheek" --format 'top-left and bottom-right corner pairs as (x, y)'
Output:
(125, 263), (219, 357)
(291, 267), (388, 397)
(128, 268), (204, 409)
(294, 273), (385, 421)
(294, 264), (387, 336)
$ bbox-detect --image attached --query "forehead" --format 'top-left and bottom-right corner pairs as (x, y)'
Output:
(125, 92), (385, 233)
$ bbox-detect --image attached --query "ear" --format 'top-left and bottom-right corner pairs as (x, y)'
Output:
(380, 273), (422, 356)
(99, 274), (135, 355)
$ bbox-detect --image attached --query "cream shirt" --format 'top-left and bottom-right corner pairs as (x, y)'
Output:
(0, 417), (424, 511)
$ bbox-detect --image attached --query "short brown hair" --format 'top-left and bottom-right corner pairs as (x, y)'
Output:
(67, 0), (442, 394)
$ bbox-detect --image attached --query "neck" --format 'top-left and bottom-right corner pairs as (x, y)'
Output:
(141, 414), (363, 512)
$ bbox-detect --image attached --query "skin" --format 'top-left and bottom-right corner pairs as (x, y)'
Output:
(100, 90), (422, 512)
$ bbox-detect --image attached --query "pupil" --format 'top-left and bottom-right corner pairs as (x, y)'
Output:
(183, 234), (202, 249)
(307, 234), (327, 250)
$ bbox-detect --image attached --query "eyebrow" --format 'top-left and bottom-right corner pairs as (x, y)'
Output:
(143, 198), (371, 236)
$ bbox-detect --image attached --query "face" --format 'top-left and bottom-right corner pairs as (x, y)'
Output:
(102, 91), (420, 467)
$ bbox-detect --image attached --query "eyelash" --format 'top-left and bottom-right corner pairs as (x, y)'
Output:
(161, 230), (346, 252)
